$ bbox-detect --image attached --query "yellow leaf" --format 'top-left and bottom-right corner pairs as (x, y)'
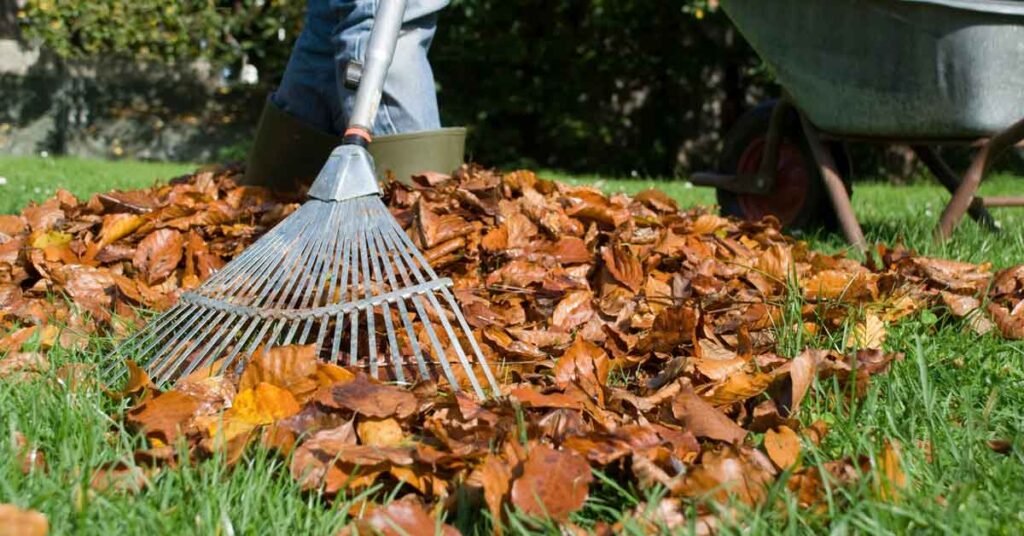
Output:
(357, 417), (405, 447)
(98, 213), (144, 246)
(877, 440), (907, 502)
(315, 363), (355, 388)
(29, 230), (72, 249)
(229, 382), (301, 426)
(846, 313), (887, 350)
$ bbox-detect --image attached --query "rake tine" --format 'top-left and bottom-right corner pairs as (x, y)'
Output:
(147, 305), (224, 380)
(237, 203), (332, 359)
(438, 286), (502, 395)
(150, 308), (227, 382)
(355, 221), (379, 379)
(331, 230), (355, 364)
(347, 218), (362, 368)
(368, 226), (430, 381)
(311, 218), (347, 353)
(212, 208), (327, 377)
(301, 205), (347, 345)
(203, 203), (311, 299)
(283, 204), (341, 346)
(363, 216), (405, 383)
(376, 223), (468, 393)
(177, 313), (249, 380)
(376, 212), (488, 397)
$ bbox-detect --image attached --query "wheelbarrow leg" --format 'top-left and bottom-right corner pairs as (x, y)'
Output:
(910, 146), (997, 231)
(936, 116), (1024, 241)
(797, 114), (867, 252)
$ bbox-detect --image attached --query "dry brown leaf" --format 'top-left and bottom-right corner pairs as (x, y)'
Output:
(671, 389), (747, 443)
(344, 496), (460, 536)
(602, 245), (644, 293)
(90, 464), (150, 494)
(552, 290), (595, 332)
(126, 390), (200, 445)
(474, 454), (512, 532)
(132, 229), (184, 284)
(239, 344), (319, 401)
(317, 373), (418, 419)
(511, 445), (593, 521)
(97, 213), (144, 246)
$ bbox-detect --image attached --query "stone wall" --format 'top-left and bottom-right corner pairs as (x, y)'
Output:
(0, 37), (261, 162)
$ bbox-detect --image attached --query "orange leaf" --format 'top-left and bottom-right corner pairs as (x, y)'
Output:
(317, 373), (418, 419)
(126, 391), (200, 445)
(764, 425), (801, 470)
(0, 504), (48, 536)
(357, 417), (405, 447)
(551, 290), (594, 332)
(239, 344), (319, 401)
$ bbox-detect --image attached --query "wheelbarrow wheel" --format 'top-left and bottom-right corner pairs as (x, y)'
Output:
(716, 101), (851, 231)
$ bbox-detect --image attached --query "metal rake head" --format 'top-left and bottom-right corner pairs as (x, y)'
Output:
(111, 147), (501, 399)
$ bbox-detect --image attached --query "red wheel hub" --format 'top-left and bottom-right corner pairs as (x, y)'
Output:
(735, 136), (810, 226)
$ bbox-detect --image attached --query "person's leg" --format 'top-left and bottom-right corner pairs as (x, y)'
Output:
(271, 0), (345, 135)
(331, 0), (449, 135)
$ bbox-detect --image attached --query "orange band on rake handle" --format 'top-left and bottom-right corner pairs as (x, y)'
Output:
(343, 127), (373, 147)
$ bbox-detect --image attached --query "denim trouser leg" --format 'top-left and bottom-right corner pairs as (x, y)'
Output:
(271, 0), (447, 137)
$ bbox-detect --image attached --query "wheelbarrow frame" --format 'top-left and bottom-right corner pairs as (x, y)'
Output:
(693, 0), (1024, 248)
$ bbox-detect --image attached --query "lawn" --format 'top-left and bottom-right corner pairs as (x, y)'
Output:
(1, 155), (1022, 534)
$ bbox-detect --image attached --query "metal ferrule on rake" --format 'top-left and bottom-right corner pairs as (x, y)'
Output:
(108, 0), (501, 398)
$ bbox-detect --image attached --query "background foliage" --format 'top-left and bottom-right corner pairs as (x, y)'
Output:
(17, 0), (767, 175)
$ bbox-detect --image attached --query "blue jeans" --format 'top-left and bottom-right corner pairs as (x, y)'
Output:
(271, 0), (447, 136)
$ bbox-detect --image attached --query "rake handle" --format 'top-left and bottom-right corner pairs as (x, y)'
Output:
(344, 0), (408, 144)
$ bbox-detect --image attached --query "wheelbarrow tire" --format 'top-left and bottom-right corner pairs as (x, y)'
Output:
(715, 101), (851, 232)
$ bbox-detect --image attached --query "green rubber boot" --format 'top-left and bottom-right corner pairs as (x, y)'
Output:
(243, 99), (466, 191)
(242, 98), (342, 192)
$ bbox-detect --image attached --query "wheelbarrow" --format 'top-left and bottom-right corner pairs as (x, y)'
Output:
(691, 0), (1024, 248)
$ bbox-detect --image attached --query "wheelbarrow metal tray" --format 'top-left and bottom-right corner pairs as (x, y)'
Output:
(721, 0), (1024, 139)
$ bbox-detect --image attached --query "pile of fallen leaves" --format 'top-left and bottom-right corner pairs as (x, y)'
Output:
(2, 165), (1022, 533)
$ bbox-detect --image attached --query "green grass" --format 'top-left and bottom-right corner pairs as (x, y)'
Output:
(0, 156), (195, 215)
(2, 157), (1023, 534)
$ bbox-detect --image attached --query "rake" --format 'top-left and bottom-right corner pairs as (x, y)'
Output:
(109, 0), (501, 399)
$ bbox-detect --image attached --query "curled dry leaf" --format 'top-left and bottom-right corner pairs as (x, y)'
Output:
(511, 445), (593, 521)
(671, 389), (747, 443)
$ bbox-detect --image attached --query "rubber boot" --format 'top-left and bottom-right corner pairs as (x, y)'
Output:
(242, 98), (342, 192)
(243, 99), (467, 191)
